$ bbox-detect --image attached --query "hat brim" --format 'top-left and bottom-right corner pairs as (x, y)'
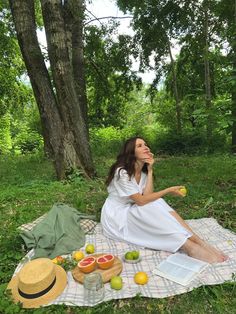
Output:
(7, 264), (67, 309)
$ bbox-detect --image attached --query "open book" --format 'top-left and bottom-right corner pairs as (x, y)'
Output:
(153, 253), (209, 286)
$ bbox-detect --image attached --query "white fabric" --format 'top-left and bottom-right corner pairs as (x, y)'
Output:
(101, 168), (192, 252)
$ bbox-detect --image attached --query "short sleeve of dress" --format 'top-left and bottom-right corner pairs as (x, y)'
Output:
(113, 169), (139, 197)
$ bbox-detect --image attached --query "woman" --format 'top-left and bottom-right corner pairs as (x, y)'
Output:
(101, 137), (228, 263)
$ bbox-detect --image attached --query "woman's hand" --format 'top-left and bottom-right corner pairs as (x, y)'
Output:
(167, 186), (185, 197)
(143, 152), (155, 171)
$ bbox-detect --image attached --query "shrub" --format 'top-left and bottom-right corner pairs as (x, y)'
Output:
(13, 129), (43, 154)
(155, 130), (228, 155)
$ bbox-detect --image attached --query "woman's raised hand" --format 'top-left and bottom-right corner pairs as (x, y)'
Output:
(143, 152), (155, 170)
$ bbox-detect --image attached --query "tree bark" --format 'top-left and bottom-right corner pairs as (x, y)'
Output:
(9, 0), (65, 172)
(40, 0), (94, 176)
(71, 0), (89, 129)
(9, 0), (95, 179)
(63, 0), (88, 130)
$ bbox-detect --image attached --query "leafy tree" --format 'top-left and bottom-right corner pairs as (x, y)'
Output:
(117, 0), (235, 152)
(215, 0), (236, 153)
(117, 0), (194, 134)
(0, 1), (37, 153)
(85, 22), (141, 128)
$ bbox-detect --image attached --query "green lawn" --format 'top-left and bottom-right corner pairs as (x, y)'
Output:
(0, 153), (235, 313)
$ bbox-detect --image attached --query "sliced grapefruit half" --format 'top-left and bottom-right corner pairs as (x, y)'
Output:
(97, 254), (115, 270)
(78, 256), (96, 273)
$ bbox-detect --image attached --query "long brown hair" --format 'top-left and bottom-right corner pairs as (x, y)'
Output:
(105, 136), (148, 186)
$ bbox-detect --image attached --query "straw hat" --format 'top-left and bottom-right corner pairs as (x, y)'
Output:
(7, 258), (67, 308)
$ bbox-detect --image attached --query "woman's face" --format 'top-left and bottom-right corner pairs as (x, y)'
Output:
(134, 138), (150, 161)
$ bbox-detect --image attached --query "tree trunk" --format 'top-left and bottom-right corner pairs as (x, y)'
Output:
(231, 0), (236, 153)
(9, 0), (95, 179)
(167, 40), (182, 134)
(203, 2), (213, 151)
(63, 0), (91, 131)
(71, 0), (89, 129)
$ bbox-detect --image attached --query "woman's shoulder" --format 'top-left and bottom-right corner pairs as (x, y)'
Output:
(115, 167), (129, 178)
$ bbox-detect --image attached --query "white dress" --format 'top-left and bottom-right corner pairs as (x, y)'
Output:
(101, 168), (192, 252)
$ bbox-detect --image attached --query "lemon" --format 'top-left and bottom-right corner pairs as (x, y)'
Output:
(73, 251), (84, 261)
(134, 272), (148, 285)
(85, 244), (95, 254)
(110, 276), (123, 290)
(179, 187), (187, 197)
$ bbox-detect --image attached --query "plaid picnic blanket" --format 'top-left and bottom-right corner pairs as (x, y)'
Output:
(13, 218), (236, 307)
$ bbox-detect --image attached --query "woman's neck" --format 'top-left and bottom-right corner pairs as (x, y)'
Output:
(135, 160), (144, 174)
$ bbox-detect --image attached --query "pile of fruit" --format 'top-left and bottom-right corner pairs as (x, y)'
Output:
(124, 250), (140, 261)
(52, 244), (149, 291)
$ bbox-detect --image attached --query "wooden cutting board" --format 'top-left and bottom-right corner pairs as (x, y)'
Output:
(72, 254), (123, 284)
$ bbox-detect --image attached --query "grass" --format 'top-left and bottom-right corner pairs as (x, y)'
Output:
(0, 152), (235, 313)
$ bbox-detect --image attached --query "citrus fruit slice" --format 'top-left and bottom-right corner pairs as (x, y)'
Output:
(97, 254), (115, 270)
(78, 256), (96, 273)
(134, 271), (148, 285)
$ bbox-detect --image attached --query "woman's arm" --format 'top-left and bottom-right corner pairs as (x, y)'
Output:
(130, 186), (184, 206)
(142, 152), (154, 195)
(142, 169), (153, 195)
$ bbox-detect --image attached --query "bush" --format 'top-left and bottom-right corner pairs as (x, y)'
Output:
(13, 129), (43, 154)
(155, 130), (228, 155)
(90, 126), (128, 157)
(0, 114), (12, 154)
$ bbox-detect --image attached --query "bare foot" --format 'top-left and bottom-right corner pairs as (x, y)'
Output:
(198, 240), (229, 262)
(181, 240), (226, 264)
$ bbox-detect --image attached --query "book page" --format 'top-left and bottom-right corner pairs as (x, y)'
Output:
(157, 260), (196, 283)
(167, 253), (208, 272)
(153, 253), (209, 285)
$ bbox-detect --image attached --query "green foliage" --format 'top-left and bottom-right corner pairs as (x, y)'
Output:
(13, 129), (43, 154)
(155, 130), (228, 155)
(0, 114), (12, 153)
(0, 4), (27, 116)
(85, 23), (141, 128)
(90, 126), (125, 157)
(0, 4), (43, 157)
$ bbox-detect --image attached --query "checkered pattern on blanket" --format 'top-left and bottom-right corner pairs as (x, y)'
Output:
(13, 218), (236, 307)
(19, 214), (98, 235)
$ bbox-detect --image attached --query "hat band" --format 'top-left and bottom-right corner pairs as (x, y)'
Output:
(18, 277), (56, 299)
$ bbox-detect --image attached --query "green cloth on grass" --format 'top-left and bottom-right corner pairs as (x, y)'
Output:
(20, 203), (92, 259)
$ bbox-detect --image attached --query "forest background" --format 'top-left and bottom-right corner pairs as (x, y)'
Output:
(1, 0), (236, 173)
(0, 0), (236, 313)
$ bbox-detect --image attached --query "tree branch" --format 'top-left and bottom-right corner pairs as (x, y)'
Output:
(84, 9), (132, 26)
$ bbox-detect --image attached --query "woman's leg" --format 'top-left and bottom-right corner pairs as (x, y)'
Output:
(170, 211), (228, 262)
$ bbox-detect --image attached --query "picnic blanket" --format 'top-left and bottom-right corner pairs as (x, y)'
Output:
(13, 218), (236, 307)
